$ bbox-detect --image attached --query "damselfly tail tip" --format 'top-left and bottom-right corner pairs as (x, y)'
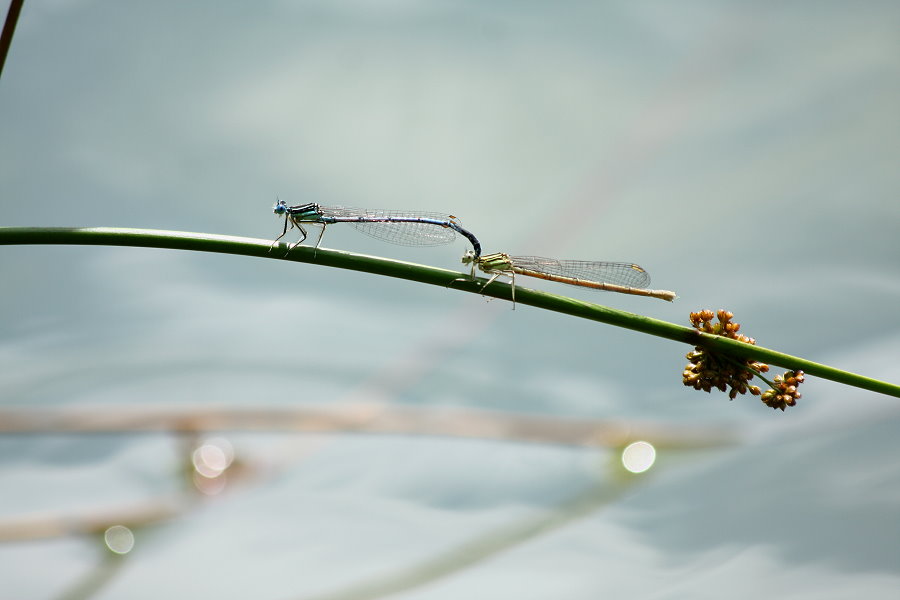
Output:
(657, 290), (678, 302)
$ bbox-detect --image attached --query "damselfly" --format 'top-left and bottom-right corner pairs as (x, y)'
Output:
(272, 199), (481, 258)
(461, 250), (676, 302)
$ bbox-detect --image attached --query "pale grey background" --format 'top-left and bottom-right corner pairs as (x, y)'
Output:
(1, 1), (899, 598)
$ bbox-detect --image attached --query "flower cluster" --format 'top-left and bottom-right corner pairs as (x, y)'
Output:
(682, 310), (767, 400)
(761, 370), (804, 411)
(682, 310), (805, 410)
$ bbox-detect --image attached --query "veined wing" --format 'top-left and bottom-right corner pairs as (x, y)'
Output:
(508, 256), (652, 288)
(320, 206), (459, 246)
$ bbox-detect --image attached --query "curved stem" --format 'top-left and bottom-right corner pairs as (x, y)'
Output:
(746, 366), (777, 390)
(717, 352), (777, 389)
(1, 226), (898, 399)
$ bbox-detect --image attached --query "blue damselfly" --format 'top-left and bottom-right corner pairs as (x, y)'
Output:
(273, 199), (481, 258)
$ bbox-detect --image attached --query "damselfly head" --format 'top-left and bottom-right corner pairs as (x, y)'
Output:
(461, 250), (476, 265)
(273, 198), (288, 216)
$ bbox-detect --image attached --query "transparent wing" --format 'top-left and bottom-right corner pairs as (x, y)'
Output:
(321, 207), (459, 246)
(508, 256), (652, 288)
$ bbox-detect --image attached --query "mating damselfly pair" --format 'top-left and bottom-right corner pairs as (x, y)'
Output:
(271, 199), (676, 302)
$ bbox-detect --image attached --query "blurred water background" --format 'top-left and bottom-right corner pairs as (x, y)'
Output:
(1, 1), (899, 598)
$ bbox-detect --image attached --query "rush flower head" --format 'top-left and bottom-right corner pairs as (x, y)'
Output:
(683, 310), (804, 411)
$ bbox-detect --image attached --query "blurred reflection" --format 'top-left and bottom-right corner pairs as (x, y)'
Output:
(103, 525), (135, 554)
(191, 437), (235, 495)
(622, 441), (656, 474)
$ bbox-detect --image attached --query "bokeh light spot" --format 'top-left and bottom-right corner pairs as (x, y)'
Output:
(104, 525), (135, 554)
(192, 437), (234, 479)
(621, 441), (656, 474)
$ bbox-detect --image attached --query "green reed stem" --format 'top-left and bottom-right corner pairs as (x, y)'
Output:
(1, 226), (897, 399)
